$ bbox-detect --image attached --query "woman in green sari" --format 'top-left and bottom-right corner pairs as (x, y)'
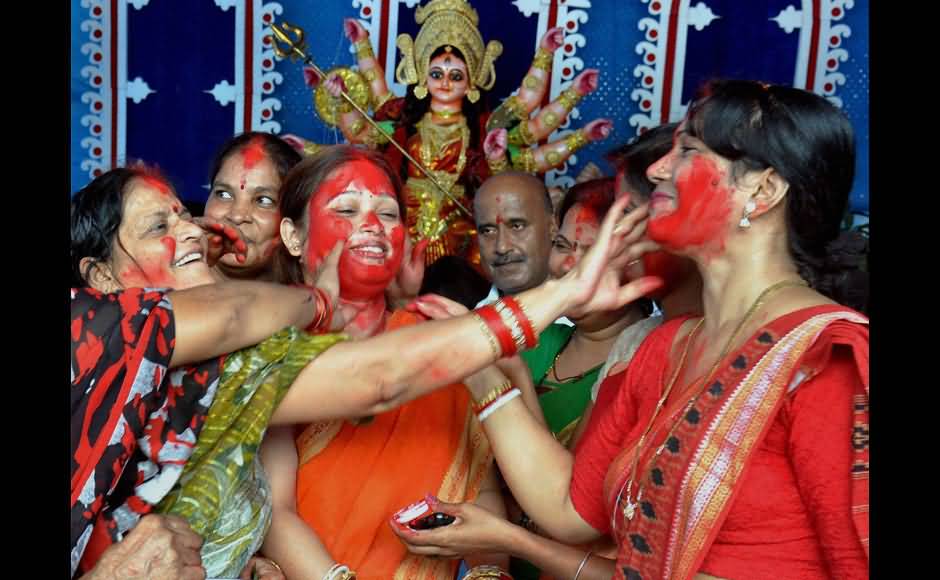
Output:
(521, 178), (653, 447)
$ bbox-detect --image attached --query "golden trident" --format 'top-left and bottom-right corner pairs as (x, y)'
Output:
(270, 21), (472, 218)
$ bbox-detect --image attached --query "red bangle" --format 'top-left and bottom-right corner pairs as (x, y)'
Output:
(475, 305), (517, 358)
(294, 285), (333, 333)
(500, 295), (537, 349)
(313, 287), (334, 333)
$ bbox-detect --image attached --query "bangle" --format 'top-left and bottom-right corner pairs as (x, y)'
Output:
(532, 48), (553, 72)
(465, 564), (514, 579)
(557, 87), (583, 110)
(513, 147), (537, 174)
(507, 120), (537, 147)
(472, 380), (513, 414)
(476, 305), (517, 357)
(354, 39), (374, 60)
(487, 153), (510, 174)
(573, 551), (592, 580)
(473, 312), (501, 359)
(324, 563), (357, 580)
(500, 295), (537, 349)
(294, 285), (328, 333)
(565, 130), (589, 154)
(477, 388), (521, 422)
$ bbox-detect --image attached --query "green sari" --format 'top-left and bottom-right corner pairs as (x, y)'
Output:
(156, 327), (347, 578)
(521, 323), (601, 446)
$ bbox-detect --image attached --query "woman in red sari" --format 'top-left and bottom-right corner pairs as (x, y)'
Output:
(394, 80), (869, 580)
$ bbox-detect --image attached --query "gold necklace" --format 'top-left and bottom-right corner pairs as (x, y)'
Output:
(612, 278), (807, 529)
(430, 108), (461, 120)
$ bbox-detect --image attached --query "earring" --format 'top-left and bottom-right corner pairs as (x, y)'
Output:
(467, 87), (480, 103)
(413, 84), (428, 99)
(739, 199), (757, 229)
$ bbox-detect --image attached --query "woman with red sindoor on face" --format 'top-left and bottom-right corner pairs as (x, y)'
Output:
(257, 145), (662, 580)
(394, 79), (869, 580)
(70, 156), (657, 579)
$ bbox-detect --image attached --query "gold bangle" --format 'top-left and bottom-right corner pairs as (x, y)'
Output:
(488, 154), (509, 174)
(267, 559), (284, 574)
(557, 87), (582, 110)
(565, 130), (589, 154)
(532, 48), (553, 72)
(493, 299), (528, 351)
(473, 380), (513, 413)
(473, 312), (501, 359)
(504, 94), (528, 122)
(508, 120), (537, 147)
(465, 565), (514, 579)
(350, 118), (365, 135)
(513, 148), (538, 174)
(362, 67), (378, 83)
(354, 40), (374, 60)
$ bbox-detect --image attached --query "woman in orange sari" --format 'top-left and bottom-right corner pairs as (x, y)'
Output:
(394, 80), (869, 580)
(258, 145), (547, 580)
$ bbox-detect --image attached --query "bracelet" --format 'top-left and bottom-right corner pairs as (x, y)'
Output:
(499, 295), (537, 349)
(507, 120), (537, 147)
(324, 563), (357, 580)
(503, 94), (528, 122)
(557, 87), (583, 110)
(475, 305), (517, 357)
(487, 153), (510, 174)
(565, 130), (589, 154)
(473, 312), (502, 359)
(472, 380), (513, 414)
(465, 564), (514, 579)
(354, 40), (374, 60)
(532, 48), (553, 72)
(478, 388), (521, 422)
(294, 285), (333, 333)
(573, 551), (592, 580)
(513, 147), (538, 174)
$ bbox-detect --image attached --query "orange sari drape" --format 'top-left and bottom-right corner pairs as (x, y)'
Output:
(295, 310), (492, 580)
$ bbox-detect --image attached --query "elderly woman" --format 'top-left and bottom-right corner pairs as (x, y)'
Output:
(394, 80), (869, 580)
(71, 152), (658, 578)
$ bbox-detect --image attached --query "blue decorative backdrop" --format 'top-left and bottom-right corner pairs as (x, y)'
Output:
(71, 0), (868, 215)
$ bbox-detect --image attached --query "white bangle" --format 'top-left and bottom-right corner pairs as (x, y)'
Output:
(477, 388), (521, 422)
(323, 563), (350, 580)
(573, 551), (592, 580)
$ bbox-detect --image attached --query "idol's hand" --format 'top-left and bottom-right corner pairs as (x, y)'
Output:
(583, 119), (613, 142)
(484, 128), (509, 163)
(540, 26), (564, 52)
(343, 18), (369, 43)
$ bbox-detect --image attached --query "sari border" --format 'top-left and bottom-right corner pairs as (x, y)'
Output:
(666, 311), (868, 580)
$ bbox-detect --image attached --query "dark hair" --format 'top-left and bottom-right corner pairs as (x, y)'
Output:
(684, 79), (859, 304)
(605, 122), (677, 201)
(556, 177), (654, 317)
(70, 165), (172, 287)
(208, 131), (302, 185)
(400, 46), (485, 156)
(419, 256), (491, 310)
(275, 145), (404, 284)
(558, 177), (615, 226)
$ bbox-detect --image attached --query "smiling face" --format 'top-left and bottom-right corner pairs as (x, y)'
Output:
(204, 139), (283, 277)
(426, 51), (469, 107)
(644, 122), (738, 259)
(107, 177), (212, 290)
(302, 159), (405, 301)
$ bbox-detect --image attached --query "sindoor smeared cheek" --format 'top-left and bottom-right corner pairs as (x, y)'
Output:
(121, 236), (177, 288)
(648, 155), (733, 256)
